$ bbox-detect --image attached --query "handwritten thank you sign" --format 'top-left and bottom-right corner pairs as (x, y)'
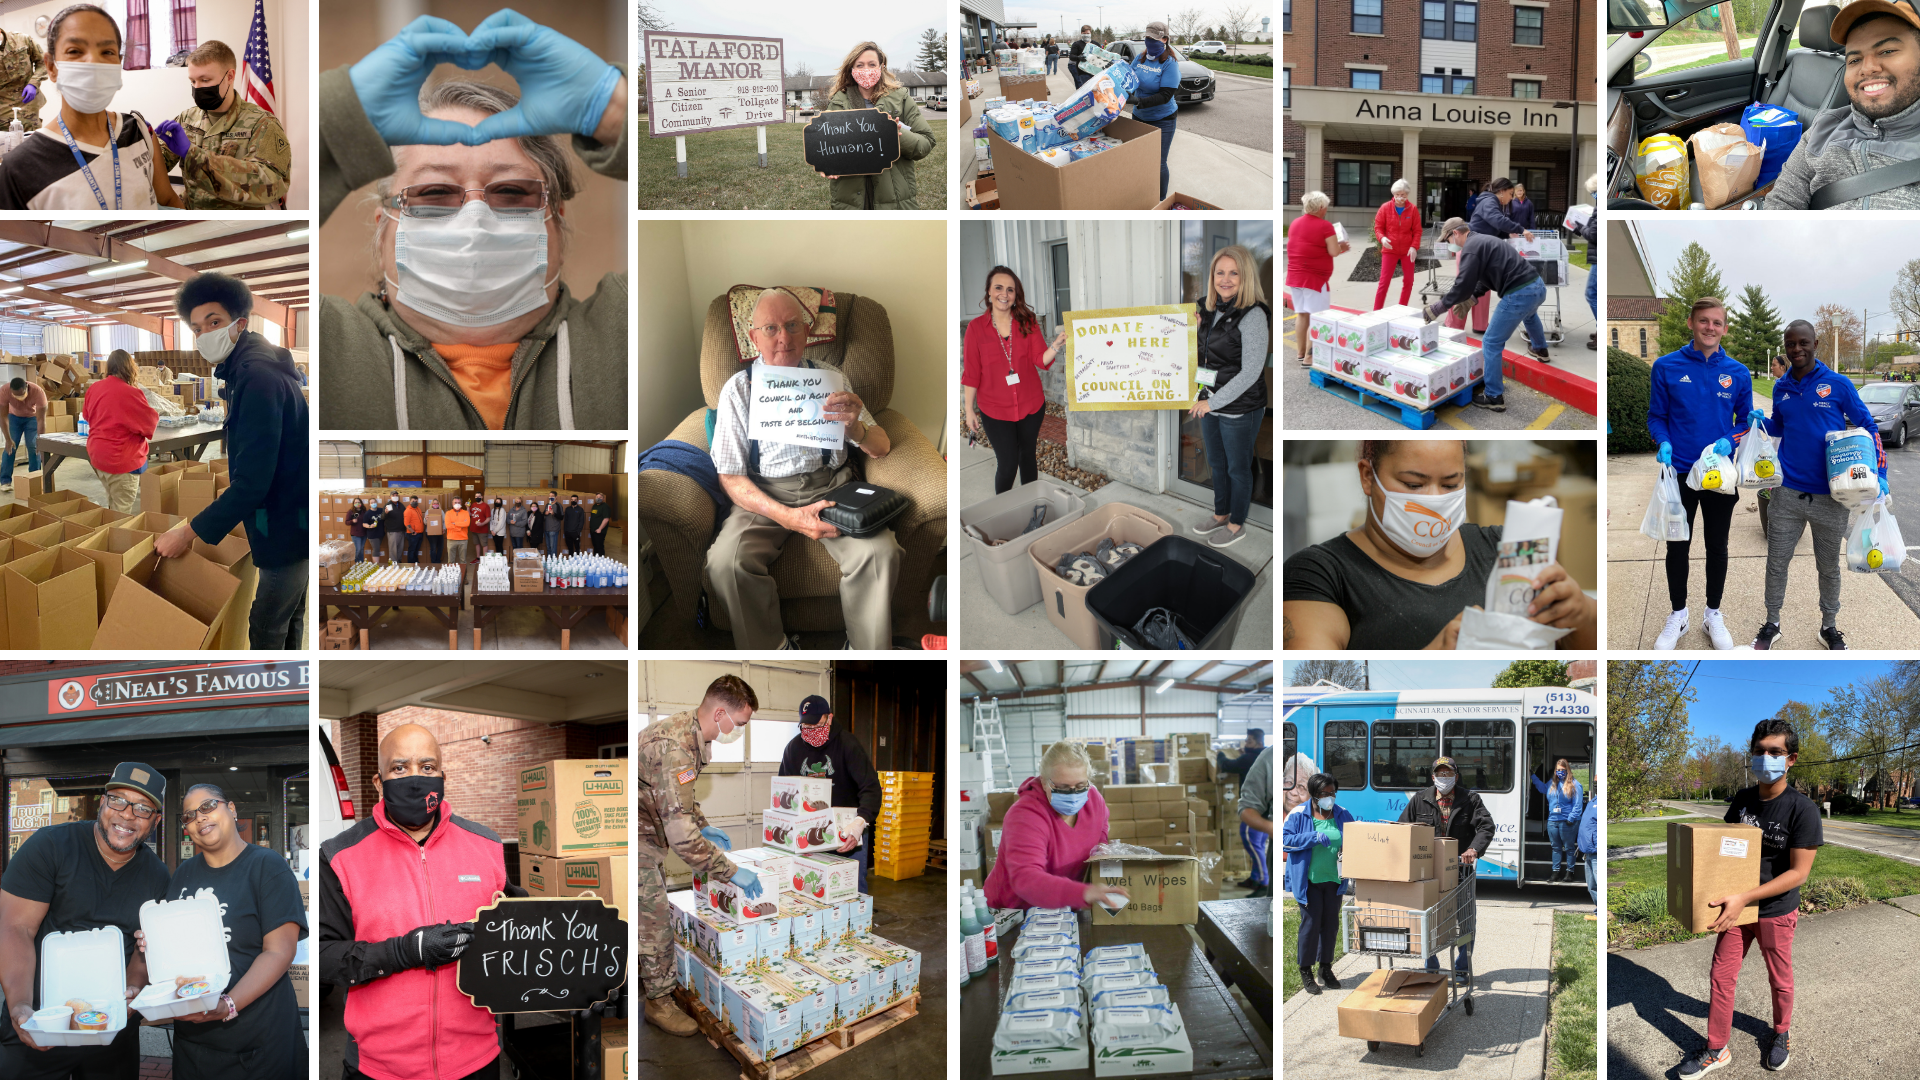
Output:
(456, 895), (627, 1014)
(749, 361), (848, 450)
(802, 109), (902, 176)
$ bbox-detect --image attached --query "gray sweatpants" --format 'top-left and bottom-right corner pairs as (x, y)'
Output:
(1765, 486), (1850, 623)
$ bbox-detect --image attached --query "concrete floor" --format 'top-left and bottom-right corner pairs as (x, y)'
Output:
(637, 869), (949, 1080)
(957, 439), (1274, 650)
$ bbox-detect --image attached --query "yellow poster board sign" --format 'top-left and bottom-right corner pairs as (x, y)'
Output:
(1065, 303), (1200, 411)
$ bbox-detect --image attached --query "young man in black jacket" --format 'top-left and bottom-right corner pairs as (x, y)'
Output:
(1398, 756), (1494, 985)
(778, 695), (883, 892)
(1424, 216), (1551, 413)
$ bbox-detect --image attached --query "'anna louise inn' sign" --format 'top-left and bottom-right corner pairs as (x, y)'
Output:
(456, 895), (627, 1014)
(644, 31), (786, 138)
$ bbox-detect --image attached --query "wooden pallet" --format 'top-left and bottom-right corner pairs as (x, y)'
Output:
(1309, 367), (1477, 430)
(672, 987), (920, 1080)
(927, 840), (948, 871)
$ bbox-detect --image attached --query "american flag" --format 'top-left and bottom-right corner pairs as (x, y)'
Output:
(239, 0), (276, 115)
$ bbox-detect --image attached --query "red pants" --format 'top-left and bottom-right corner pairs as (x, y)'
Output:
(1707, 910), (1797, 1048)
(1443, 293), (1490, 334)
(1374, 248), (1416, 309)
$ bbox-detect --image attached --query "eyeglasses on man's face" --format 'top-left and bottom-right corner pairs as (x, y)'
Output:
(751, 319), (810, 340)
(103, 792), (158, 820)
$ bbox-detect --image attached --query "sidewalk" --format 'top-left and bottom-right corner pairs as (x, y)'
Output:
(1604, 452), (1918, 648)
(1607, 896), (1920, 1079)
(1283, 884), (1571, 1079)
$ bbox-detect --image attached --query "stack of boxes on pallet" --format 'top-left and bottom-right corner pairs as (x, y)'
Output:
(320, 618), (353, 650)
(1216, 760), (1249, 880)
(990, 917), (1193, 1076)
(668, 775), (922, 1061)
(515, 759), (631, 923)
(1336, 822), (1461, 1047)
(874, 771), (935, 880)
(1305, 306), (1484, 411)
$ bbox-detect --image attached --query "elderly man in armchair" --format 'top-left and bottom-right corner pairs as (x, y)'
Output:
(706, 288), (902, 649)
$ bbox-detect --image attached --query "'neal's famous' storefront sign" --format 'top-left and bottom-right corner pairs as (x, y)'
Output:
(48, 662), (309, 714)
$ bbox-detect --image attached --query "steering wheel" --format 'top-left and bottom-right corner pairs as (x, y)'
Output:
(1609, 197), (1658, 210)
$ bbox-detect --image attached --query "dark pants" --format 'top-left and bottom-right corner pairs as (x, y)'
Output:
(565, 531), (581, 553)
(1, 413), (39, 483)
(1200, 408), (1262, 526)
(979, 405), (1045, 493)
(427, 535), (445, 563)
(347, 1057), (498, 1080)
(591, 528), (607, 555)
(1666, 483), (1738, 610)
(850, 835), (869, 894)
(1296, 881), (1341, 966)
(1548, 819), (1579, 872)
(1583, 848), (1598, 904)
(252, 561), (308, 649)
(1069, 63), (1090, 90)
(352, 535), (368, 562)
(405, 532), (423, 563)
(1137, 112), (1177, 200)
(0, 1020), (140, 1080)
(1241, 821), (1271, 885)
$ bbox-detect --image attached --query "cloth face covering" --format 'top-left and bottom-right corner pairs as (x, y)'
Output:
(389, 200), (553, 328)
(1751, 754), (1788, 781)
(56, 61), (122, 114)
(196, 323), (239, 363)
(1049, 790), (1089, 816)
(1369, 482), (1467, 557)
(1434, 775), (1457, 793)
(191, 77), (228, 112)
(382, 774), (444, 829)
(1145, 38), (1166, 57)
(853, 67), (882, 91)
(800, 721), (831, 748)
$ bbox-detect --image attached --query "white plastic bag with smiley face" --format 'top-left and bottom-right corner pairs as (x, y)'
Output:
(1686, 443), (1739, 494)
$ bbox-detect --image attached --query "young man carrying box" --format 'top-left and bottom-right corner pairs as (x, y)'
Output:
(1678, 719), (1822, 1077)
(1396, 757), (1492, 985)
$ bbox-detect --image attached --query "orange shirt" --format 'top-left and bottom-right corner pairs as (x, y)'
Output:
(433, 342), (517, 430)
(404, 507), (424, 534)
(445, 508), (470, 541)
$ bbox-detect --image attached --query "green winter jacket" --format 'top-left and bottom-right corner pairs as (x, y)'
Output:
(315, 66), (628, 430)
(822, 85), (935, 211)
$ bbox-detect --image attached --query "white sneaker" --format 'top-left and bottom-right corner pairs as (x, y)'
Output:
(1703, 608), (1735, 650)
(1653, 608), (1690, 650)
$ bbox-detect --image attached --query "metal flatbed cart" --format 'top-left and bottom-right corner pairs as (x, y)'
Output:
(1417, 224), (1569, 347)
(1339, 863), (1477, 1057)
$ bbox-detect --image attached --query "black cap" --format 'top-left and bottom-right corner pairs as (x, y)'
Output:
(106, 762), (165, 809)
(799, 695), (832, 724)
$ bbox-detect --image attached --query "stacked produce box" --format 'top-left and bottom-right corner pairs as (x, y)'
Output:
(1305, 305), (1485, 411)
(990, 913), (1192, 1076)
(874, 771), (935, 880)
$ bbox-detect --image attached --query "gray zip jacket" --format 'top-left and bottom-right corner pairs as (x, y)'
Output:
(508, 506), (529, 537)
(1762, 93), (1920, 209)
(316, 66), (628, 429)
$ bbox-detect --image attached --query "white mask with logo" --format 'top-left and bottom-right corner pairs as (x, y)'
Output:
(1369, 482), (1466, 556)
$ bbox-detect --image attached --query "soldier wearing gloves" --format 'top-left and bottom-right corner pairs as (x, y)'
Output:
(1423, 217), (1549, 413)
(160, 41), (292, 209)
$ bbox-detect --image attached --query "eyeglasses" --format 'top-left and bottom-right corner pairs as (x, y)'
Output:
(751, 318), (811, 340)
(103, 792), (158, 820)
(186, 798), (227, 822)
(1050, 782), (1091, 795)
(384, 179), (550, 218)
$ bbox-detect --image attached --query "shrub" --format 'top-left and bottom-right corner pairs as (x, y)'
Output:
(1608, 347), (1657, 454)
(1801, 876), (1871, 913)
(1616, 885), (1668, 924)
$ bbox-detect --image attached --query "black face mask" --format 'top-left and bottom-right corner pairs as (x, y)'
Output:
(381, 774), (444, 829)
(191, 80), (228, 111)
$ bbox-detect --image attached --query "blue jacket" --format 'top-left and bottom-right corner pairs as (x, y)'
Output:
(1282, 803), (1354, 906)
(1470, 194), (1527, 236)
(1647, 342), (1753, 470)
(638, 438), (733, 518)
(1577, 796), (1598, 855)
(191, 331), (307, 569)
(1531, 774), (1586, 822)
(1129, 50), (1180, 122)
(1758, 360), (1884, 494)
(1509, 196), (1536, 229)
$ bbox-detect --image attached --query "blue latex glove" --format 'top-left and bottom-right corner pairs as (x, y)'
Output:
(1748, 409), (1766, 427)
(1881, 475), (1890, 497)
(1656, 442), (1672, 465)
(699, 826), (731, 850)
(1712, 437), (1732, 457)
(730, 866), (764, 899)
(349, 16), (495, 146)
(153, 119), (189, 158)
(20, 84), (34, 104)
(467, 10), (621, 141)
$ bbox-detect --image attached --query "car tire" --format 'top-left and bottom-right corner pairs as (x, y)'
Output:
(1896, 423), (1908, 449)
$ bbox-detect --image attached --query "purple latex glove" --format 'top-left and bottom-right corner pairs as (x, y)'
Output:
(153, 119), (190, 158)
(20, 84), (34, 104)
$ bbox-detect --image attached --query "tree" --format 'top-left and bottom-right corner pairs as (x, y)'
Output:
(915, 28), (946, 74)
(1823, 676), (1909, 807)
(1608, 660), (1697, 818)
(1722, 282), (1783, 376)
(1288, 660), (1367, 689)
(1656, 243), (1730, 356)
(637, 0), (669, 32)
(1891, 258), (1920, 339)
(1171, 6), (1208, 45)
(790, 60), (813, 82)
(1220, 4), (1258, 52)
(1492, 660), (1570, 688)
(1811, 302), (1864, 369)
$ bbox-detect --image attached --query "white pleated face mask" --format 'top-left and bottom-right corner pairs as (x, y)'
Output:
(387, 200), (555, 328)
(55, 61), (122, 115)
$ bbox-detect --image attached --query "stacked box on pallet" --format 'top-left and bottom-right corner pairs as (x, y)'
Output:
(1320, 304), (1478, 412)
(874, 771), (934, 879)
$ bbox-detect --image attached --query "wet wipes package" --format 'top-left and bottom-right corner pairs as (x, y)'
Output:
(1089, 1004), (1180, 1046)
(1081, 970), (1160, 996)
(1091, 1003), (1192, 1076)
(1007, 988), (1083, 1012)
(1014, 956), (1082, 978)
(1080, 956), (1154, 981)
(1012, 937), (1079, 962)
(995, 1007), (1087, 1051)
(1082, 944), (1148, 964)
(1008, 971), (1081, 996)
(1089, 984), (1171, 1008)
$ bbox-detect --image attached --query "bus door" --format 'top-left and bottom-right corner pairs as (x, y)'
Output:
(1441, 717), (1519, 881)
(1524, 719), (1595, 884)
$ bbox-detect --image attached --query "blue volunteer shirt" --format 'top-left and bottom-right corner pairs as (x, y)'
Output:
(1130, 52), (1180, 121)
(1759, 360), (1885, 494)
(1647, 342), (1753, 470)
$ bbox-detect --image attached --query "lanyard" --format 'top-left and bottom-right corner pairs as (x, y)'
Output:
(996, 326), (1017, 375)
(57, 115), (121, 210)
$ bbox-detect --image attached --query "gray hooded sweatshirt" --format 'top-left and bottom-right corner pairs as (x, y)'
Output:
(508, 505), (529, 538)
(1762, 92), (1920, 209)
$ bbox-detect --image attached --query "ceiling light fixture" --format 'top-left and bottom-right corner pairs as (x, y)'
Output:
(1156, 678), (1175, 694)
(988, 660), (1003, 673)
(88, 259), (147, 277)
(285, 227), (311, 241)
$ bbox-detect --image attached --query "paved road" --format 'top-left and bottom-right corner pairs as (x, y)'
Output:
(1640, 36), (1757, 75)
(1170, 70), (1273, 152)
(1637, 798), (1920, 865)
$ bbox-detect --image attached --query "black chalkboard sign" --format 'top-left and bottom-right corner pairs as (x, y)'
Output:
(456, 895), (628, 1014)
(803, 108), (903, 176)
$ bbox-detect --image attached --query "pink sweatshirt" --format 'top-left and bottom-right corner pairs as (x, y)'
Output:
(983, 776), (1111, 910)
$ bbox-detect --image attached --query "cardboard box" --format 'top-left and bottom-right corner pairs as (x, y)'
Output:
(1667, 821), (1761, 932)
(1085, 851), (1200, 925)
(769, 777), (833, 813)
(1352, 876), (1441, 911)
(1467, 452), (1564, 496)
(1341, 822), (1435, 882)
(792, 853), (859, 904)
(1174, 757), (1214, 784)
(998, 73), (1051, 102)
(987, 116), (1162, 210)
(1388, 318), (1438, 354)
(68, 528), (157, 618)
(515, 759), (629, 856)
(600, 1017), (627, 1080)
(2, 547), (97, 648)
(965, 174), (1000, 210)
(1153, 191), (1223, 210)
(988, 791), (1020, 826)
(520, 851), (630, 923)
(175, 471), (217, 521)
(1333, 310), (1394, 355)
(92, 550), (238, 650)
(763, 805), (840, 855)
(1437, 837), (1461, 891)
(1337, 969), (1449, 1046)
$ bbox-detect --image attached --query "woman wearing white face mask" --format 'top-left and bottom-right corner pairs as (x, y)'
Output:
(1282, 439), (1595, 650)
(816, 41), (935, 210)
(0, 4), (183, 209)
(318, 15), (628, 430)
(1282, 774), (1353, 995)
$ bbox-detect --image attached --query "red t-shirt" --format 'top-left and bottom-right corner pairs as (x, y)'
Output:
(960, 311), (1052, 422)
(79, 376), (157, 475)
(1285, 214), (1338, 291)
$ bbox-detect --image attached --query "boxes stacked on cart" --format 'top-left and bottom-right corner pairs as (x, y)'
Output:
(875, 771), (934, 880)
(1341, 822), (1464, 955)
(1307, 305), (1482, 411)
(1508, 235), (1574, 287)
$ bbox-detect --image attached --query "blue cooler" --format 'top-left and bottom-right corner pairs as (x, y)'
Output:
(1741, 103), (1802, 188)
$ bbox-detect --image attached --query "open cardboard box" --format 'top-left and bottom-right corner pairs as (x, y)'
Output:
(26, 486), (88, 512)
(118, 512), (184, 537)
(1085, 849), (1200, 925)
(26, 926), (127, 1045)
(70, 528), (159, 618)
(1153, 191), (1223, 210)
(191, 525), (256, 651)
(93, 550), (239, 650)
(2, 546), (98, 648)
(176, 471), (218, 521)
(987, 116), (1161, 210)
(1337, 969), (1449, 1046)
(129, 894), (229, 1020)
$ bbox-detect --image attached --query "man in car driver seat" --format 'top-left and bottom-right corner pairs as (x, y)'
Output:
(1767, 0), (1920, 208)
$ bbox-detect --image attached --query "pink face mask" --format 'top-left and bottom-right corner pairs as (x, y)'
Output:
(853, 67), (881, 91)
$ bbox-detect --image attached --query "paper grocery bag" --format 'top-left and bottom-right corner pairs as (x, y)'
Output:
(1688, 124), (1762, 208)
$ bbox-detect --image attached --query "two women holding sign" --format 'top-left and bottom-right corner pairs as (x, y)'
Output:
(817, 41), (935, 210)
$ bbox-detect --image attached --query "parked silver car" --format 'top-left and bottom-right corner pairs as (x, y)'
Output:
(1860, 381), (1920, 448)
(1107, 41), (1216, 104)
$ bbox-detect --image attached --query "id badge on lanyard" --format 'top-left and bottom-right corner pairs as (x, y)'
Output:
(999, 332), (1020, 385)
(58, 116), (122, 210)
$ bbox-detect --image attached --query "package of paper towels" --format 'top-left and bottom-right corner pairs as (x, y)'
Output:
(1741, 103), (1802, 188)
(1825, 427), (1880, 503)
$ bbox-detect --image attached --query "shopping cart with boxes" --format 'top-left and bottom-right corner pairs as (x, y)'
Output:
(1339, 862), (1478, 1056)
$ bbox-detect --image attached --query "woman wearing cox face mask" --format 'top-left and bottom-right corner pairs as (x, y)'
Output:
(318, 13), (628, 430)
(1529, 758), (1586, 882)
(1284, 439), (1596, 650)
(1128, 23), (1183, 202)
(815, 41), (935, 210)
(1283, 774), (1353, 995)
(982, 742), (1131, 913)
(0, 4), (184, 209)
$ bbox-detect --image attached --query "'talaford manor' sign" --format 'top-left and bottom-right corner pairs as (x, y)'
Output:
(48, 662), (309, 713)
(644, 31), (786, 138)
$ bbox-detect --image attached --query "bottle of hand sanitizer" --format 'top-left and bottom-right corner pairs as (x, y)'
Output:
(3, 108), (20, 157)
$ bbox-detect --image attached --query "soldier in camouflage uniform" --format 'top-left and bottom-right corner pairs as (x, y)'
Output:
(160, 40), (290, 210)
(0, 29), (45, 132)
(635, 674), (760, 1036)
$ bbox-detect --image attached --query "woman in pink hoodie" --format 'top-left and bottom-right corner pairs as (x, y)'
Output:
(984, 744), (1132, 910)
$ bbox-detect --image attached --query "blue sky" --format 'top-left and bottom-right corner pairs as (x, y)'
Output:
(1677, 659), (1899, 750)
(1285, 657), (1518, 692)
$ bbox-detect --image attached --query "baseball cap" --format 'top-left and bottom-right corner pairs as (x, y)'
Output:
(1439, 217), (1469, 239)
(1831, 0), (1920, 44)
(799, 695), (832, 723)
(1431, 756), (1457, 772)
(105, 762), (165, 809)
(1144, 20), (1171, 39)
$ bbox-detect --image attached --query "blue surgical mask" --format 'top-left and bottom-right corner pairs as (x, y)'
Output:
(1316, 796), (1336, 812)
(1752, 754), (1788, 782)
(1049, 790), (1089, 816)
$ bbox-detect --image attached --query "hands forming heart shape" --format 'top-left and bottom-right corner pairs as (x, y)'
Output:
(349, 10), (622, 148)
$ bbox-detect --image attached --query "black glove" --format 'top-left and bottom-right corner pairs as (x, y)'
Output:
(394, 921), (475, 971)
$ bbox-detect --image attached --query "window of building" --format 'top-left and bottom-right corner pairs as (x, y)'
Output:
(1452, 75), (1474, 94)
(1423, 73), (1445, 93)
(1639, 326), (1648, 356)
(1515, 166), (1551, 201)
(1444, 719), (1515, 793)
(1610, 327), (1618, 349)
(1423, 159), (1468, 178)
(126, 0), (151, 70)
(1283, 67), (1291, 108)
(1350, 69), (1382, 90)
(1354, 0), (1384, 34)
(1284, 0), (1293, 32)
(1514, 79), (1542, 98)
(1454, 1), (1478, 40)
(1323, 721), (1368, 791)
(1335, 160), (1395, 205)
(1424, 1), (1447, 38)
(1281, 156), (1291, 206)
(1372, 720), (1438, 790)
(171, 0), (198, 55)
(1516, 6), (1544, 45)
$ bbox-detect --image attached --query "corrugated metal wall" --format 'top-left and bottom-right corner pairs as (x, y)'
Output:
(555, 443), (622, 474)
(43, 326), (87, 353)
(318, 441), (364, 482)
(485, 443), (556, 487)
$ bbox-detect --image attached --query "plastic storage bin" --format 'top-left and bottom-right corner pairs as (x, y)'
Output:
(1025, 502), (1175, 648)
(1085, 535), (1256, 649)
(960, 477), (1088, 614)
(28, 926), (127, 1046)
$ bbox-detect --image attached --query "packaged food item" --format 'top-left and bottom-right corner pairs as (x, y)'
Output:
(1686, 443), (1738, 493)
(1633, 133), (1689, 210)
(1846, 497), (1906, 573)
(1741, 103), (1802, 188)
(175, 980), (212, 999)
(1735, 426), (1783, 489)
(1688, 124), (1762, 207)
(73, 1010), (109, 1031)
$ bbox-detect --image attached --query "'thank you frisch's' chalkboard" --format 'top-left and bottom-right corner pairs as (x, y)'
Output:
(803, 109), (903, 177)
(456, 895), (628, 1014)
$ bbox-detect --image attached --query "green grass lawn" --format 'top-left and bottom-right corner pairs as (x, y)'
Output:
(1546, 911), (1599, 1080)
(1608, 842), (1920, 948)
(1830, 809), (1920, 830)
(1606, 819), (1688, 850)
(1629, 803), (1693, 818)
(1280, 899), (1345, 1000)
(1190, 56), (1271, 79)
(1752, 374), (1776, 397)
(635, 119), (947, 210)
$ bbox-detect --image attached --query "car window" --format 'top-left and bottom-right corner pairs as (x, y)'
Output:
(1860, 384), (1905, 403)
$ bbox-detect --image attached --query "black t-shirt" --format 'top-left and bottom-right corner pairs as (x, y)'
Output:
(1283, 524), (1504, 650)
(0, 820), (169, 1018)
(165, 843), (308, 1061)
(779, 726), (884, 828)
(1726, 785), (1823, 919)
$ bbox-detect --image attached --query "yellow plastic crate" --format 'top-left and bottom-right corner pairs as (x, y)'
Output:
(878, 771), (935, 782)
(873, 837), (930, 856)
(873, 859), (927, 881)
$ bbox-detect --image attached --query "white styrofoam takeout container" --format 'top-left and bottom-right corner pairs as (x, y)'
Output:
(128, 894), (229, 1020)
(26, 926), (126, 1045)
